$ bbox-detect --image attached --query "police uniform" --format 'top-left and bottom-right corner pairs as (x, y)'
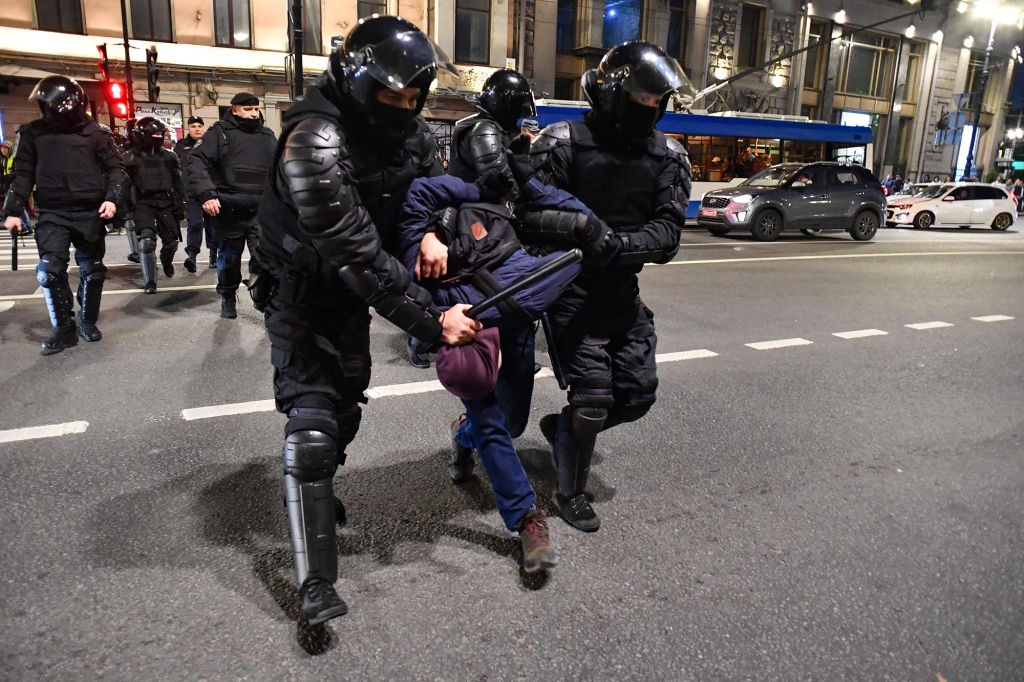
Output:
(125, 144), (186, 291)
(173, 124), (216, 268)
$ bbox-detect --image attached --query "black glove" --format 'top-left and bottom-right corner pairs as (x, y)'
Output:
(475, 168), (514, 200)
(247, 271), (278, 312)
(505, 150), (536, 189)
(508, 133), (533, 155)
(574, 215), (622, 268)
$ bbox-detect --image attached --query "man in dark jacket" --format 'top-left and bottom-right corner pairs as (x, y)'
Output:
(255, 16), (480, 625)
(189, 93), (276, 318)
(173, 116), (216, 272)
(529, 42), (694, 532)
(2, 76), (124, 354)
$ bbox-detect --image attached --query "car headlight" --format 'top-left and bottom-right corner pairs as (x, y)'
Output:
(730, 194), (753, 205)
(896, 213), (909, 221)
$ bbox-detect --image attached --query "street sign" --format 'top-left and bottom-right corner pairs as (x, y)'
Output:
(331, 36), (344, 48)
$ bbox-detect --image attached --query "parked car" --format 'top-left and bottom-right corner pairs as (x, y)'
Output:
(885, 183), (1016, 230)
(697, 162), (886, 241)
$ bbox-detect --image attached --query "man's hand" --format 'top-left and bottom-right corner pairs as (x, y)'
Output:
(98, 201), (117, 220)
(440, 304), (481, 346)
(416, 231), (449, 280)
(4, 215), (21, 235)
(203, 198), (221, 216)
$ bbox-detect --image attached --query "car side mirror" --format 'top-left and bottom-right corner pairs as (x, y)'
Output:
(791, 181), (806, 189)
(942, 195), (955, 202)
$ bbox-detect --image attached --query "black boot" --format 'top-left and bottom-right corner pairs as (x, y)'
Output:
(183, 254), (197, 273)
(299, 579), (348, 625)
(161, 254), (175, 277)
(551, 407), (606, 532)
(41, 322), (78, 355)
(76, 273), (104, 342)
(40, 281), (78, 355)
(220, 294), (237, 319)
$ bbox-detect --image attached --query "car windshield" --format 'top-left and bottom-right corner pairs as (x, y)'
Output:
(912, 184), (953, 198)
(741, 165), (800, 187)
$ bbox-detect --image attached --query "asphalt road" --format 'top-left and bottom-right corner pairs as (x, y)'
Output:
(1, 225), (1023, 681)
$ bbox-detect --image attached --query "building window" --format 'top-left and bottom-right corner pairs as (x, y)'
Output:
(737, 5), (766, 68)
(836, 32), (897, 99)
(602, 0), (643, 48)
(901, 41), (922, 103)
(555, 77), (577, 100)
(131, 0), (172, 42)
(358, 0), (386, 19)
(292, 0), (322, 54)
(455, 0), (490, 64)
(35, 0), (84, 34)
(665, 0), (689, 65)
(214, 0), (252, 48)
(803, 20), (827, 90)
(557, 0), (576, 55)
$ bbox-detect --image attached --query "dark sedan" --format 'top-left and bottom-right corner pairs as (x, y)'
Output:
(696, 162), (886, 241)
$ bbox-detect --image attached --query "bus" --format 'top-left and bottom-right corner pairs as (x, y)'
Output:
(532, 102), (874, 220)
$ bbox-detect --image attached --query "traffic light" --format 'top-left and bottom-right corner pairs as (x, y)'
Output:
(107, 81), (130, 118)
(97, 43), (110, 81)
(145, 48), (160, 102)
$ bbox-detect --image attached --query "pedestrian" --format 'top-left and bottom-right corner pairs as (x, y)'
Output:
(1, 76), (124, 354)
(1012, 178), (1023, 212)
(254, 16), (480, 625)
(1, 140), (35, 236)
(882, 173), (893, 194)
(529, 41), (692, 531)
(173, 116), (216, 272)
(521, 118), (541, 140)
(188, 92), (276, 319)
(892, 174), (904, 193)
(943, 175), (952, 182)
(123, 117), (186, 293)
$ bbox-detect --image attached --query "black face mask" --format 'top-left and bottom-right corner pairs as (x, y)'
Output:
(364, 99), (418, 150)
(236, 114), (262, 133)
(615, 98), (661, 142)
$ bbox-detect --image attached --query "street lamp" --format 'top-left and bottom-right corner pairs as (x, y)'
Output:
(962, 2), (1023, 180)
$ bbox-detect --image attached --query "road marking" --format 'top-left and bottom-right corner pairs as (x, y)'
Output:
(972, 315), (1015, 322)
(746, 338), (813, 350)
(833, 329), (889, 339)
(182, 399), (275, 421)
(0, 284), (217, 302)
(666, 251), (1024, 266)
(0, 421), (89, 444)
(0, 301), (15, 314)
(366, 379), (444, 399)
(656, 349), (718, 362)
(905, 321), (954, 330)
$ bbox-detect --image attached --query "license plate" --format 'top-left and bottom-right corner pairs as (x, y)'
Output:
(700, 209), (718, 217)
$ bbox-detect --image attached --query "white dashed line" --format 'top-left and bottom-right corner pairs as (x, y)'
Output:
(972, 315), (1015, 323)
(656, 349), (719, 362)
(0, 301), (15, 314)
(833, 329), (889, 339)
(667, 251), (1024, 266)
(0, 421), (89, 444)
(0, 284), (218, 302)
(905, 321), (954, 330)
(181, 399), (275, 421)
(745, 338), (813, 350)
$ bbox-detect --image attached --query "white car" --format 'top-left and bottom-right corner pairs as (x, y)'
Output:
(886, 183), (1017, 230)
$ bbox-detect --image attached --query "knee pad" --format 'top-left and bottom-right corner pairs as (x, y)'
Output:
(570, 406), (608, 439)
(35, 258), (66, 288)
(78, 259), (107, 281)
(567, 377), (615, 410)
(283, 430), (339, 482)
(285, 394), (352, 462)
(139, 237), (156, 254)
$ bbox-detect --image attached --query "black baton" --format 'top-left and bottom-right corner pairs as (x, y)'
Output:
(464, 248), (581, 320)
(541, 312), (567, 390)
(10, 230), (17, 271)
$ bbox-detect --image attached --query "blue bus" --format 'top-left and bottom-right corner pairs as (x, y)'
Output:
(533, 103), (874, 220)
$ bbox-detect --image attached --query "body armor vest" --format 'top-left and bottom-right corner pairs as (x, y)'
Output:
(34, 128), (106, 209)
(218, 123), (275, 197)
(137, 152), (173, 193)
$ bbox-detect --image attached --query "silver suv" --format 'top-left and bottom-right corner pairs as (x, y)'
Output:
(697, 162), (886, 241)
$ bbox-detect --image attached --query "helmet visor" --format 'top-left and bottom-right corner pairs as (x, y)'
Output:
(602, 54), (696, 108)
(357, 31), (461, 91)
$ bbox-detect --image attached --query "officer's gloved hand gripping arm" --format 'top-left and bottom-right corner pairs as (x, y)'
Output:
(281, 118), (479, 346)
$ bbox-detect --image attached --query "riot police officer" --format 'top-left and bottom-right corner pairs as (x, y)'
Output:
(528, 42), (694, 531)
(189, 92), (276, 318)
(124, 117), (186, 294)
(173, 116), (216, 272)
(255, 16), (479, 625)
(1, 76), (124, 354)
(447, 68), (536, 182)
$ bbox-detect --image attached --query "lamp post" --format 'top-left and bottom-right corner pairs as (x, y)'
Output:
(962, 2), (1022, 180)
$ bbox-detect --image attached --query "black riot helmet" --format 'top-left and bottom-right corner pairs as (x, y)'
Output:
(328, 16), (459, 129)
(29, 75), (89, 128)
(132, 116), (167, 152)
(474, 69), (536, 133)
(582, 42), (695, 140)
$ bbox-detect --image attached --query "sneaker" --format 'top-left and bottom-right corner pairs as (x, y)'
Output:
(41, 323), (78, 355)
(127, 253), (140, 264)
(299, 579), (348, 625)
(20, 226), (34, 237)
(183, 255), (197, 273)
(519, 509), (558, 573)
(407, 335), (431, 369)
(76, 311), (102, 342)
(553, 490), (601, 532)
(449, 415), (475, 482)
(220, 294), (237, 319)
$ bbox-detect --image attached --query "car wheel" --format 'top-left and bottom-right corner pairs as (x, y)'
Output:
(913, 211), (934, 230)
(992, 212), (1013, 231)
(850, 210), (879, 241)
(708, 225), (730, 236)
(800, 228), (822, 236)
(750, 209), (782, 241)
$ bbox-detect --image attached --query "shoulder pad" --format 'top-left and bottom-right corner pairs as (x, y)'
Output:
(531, 121), (572, 155)
(287, 116), (345, 150)
(469, 118), (504, 137)
(665, 135), (686, 157)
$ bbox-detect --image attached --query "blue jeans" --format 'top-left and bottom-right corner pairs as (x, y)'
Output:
(455, 325), (538, 531)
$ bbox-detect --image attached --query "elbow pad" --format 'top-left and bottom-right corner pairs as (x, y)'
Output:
(337, 264), (442, 342)
(519, 210), (588, 248)
(615, 233), (677, 266)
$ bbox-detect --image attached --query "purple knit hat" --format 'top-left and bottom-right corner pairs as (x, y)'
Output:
(435, 327), (501, 400)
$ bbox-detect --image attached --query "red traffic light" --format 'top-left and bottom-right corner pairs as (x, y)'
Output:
(107, 82), (125, 100)
(113, 102), (130, 118)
